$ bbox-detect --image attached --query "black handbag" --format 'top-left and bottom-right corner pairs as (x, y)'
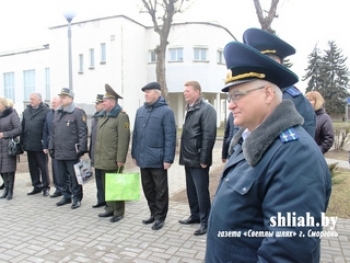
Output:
(8, 136), (24, 156)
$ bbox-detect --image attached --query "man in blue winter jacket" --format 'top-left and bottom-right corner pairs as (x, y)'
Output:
(131, 82), (176, 231)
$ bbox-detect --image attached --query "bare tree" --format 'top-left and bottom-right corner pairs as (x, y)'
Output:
(141, 0), (192, 99)
(253, 0), (279, 33)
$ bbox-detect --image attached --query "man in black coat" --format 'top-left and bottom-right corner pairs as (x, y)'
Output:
(179, 80), (217, 236)
(49, 88), (88, 209)
(21, 92), (50, 196)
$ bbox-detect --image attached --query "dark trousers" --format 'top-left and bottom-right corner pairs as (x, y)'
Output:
(57, 159), (82, 202)
(140, 168), (168, 221)
(185, 166), (211, 227)
(94, 168), (105, 204)
(101, 170), (125, 217)
(51, 158), (64, 194)
(27, 151), (50, 190)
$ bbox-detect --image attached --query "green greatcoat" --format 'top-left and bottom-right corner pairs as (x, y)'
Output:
(94, 105), (130, 216)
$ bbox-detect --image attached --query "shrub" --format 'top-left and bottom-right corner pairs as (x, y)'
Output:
(328, 163), (346, 185)
(333, 127), (350, 150)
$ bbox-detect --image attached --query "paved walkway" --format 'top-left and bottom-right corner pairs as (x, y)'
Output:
(0, 142), (349, 263)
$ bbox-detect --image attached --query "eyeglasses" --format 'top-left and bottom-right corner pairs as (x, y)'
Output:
(227, 86), (265, 103)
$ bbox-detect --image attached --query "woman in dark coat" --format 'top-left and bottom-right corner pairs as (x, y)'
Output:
(0, 97), (22, 200)
(306, 91), (334, 154)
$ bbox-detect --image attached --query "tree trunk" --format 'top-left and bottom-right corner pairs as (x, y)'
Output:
(253, 0), (279, 33)
(155, 43), (168, 99)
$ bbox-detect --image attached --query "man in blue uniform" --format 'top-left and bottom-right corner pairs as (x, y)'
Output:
(205, 42), (331, 263)
(243, 27), (316, 138)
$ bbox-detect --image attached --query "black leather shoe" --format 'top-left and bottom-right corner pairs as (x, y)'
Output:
(43, 189), (49, 197)
(194, 226), (207, 236)
(152, 220), (164, 230)
(71, 201), (81, 209)
(110, 215), (123, 223)
(27, 188), (42, 195)
(142, 216), (155, 225)
(179, 216), (200, 225)
(50, 192), (62, 198)
(56, 198), (72, 206)
(98, 211), (114, 218)
(92, 202), (106, 208)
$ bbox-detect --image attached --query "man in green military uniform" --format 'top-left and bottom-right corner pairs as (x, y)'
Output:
(94, 84), (130, 223)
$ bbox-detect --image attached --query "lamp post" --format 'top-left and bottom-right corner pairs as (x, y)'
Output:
(63, 11), (76, 91)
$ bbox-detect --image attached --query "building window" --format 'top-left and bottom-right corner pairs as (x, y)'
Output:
(217, 49), (224, 64)
(89, 49), (95, 69)
(194, 47), (208, 61)
(45, 68), (50, 100)
(79, 54), (84, 73)
(149, 50), (157, 63)
(3, 72), (14, 101)
(169, 48), (183, 62)
(23, 69), (35, 100)
(101, 43), (106, 64)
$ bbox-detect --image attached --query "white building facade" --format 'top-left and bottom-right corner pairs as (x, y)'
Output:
(0, 15), (236, 127)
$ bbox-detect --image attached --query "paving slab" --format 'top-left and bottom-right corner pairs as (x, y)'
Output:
(0, 141), (349, 263)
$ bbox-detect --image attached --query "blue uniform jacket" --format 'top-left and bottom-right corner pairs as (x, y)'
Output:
(131, 96), (176, 168)
(205, 100), (331, 263)
(222, 113), (239, 159)
(283, 86), (316, 138)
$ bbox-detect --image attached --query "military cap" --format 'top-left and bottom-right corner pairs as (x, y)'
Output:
(141, 81), (161, 91)
(243, 28), (296, 60)
(222, 41), (298, 92)
(94, 94), (104, 104)
(58, 87), (74, 98)
(104, 84), (123, 100)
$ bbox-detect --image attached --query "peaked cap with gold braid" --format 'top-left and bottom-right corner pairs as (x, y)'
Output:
(222, 42), (298, 92)
(104, 84), (123, 100)
(243, 28), (296, 60)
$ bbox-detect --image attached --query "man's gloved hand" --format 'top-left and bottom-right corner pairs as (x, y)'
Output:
(49, 149), (55, 159)
(77, 151), (85, 159)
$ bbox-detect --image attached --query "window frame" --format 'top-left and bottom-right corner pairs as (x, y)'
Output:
(3, 72), (15, 101)
(217, 49), (225, 65)
(100, 43), (106, 64)
(45, 68), (50, 100)
(79, 54), (84, 73)
(23, 69), (35, 100)
(193, 47), (208, 62)
(89, 48), (95, 69)
(168, 47), (184, 62)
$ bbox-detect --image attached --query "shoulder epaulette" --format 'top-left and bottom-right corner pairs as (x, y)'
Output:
(285, 87), (302, 97)
(279, 127), (299, 143)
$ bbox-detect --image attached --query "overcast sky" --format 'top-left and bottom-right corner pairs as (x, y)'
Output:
(0, 0), (348, 92)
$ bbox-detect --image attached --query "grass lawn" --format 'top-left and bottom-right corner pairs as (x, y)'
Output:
(333, 121), (350, 128)
(327, 166), (350, 218)
(172, 149), (350, 219)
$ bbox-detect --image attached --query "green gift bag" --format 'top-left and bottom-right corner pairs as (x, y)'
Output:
(105, 172), (140, 201)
